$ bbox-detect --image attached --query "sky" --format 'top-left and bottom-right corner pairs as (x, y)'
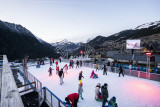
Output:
(0, 0), (160, 43)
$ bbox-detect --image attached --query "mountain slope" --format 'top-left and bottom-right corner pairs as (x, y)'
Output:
(51, 39), (83, 53)
(88, 21), (160, 46)
(0, 20), (58, 60)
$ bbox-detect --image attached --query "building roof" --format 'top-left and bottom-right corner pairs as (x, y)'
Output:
(155, 55), (160, 63)
(112, 54), (133, 60)
(133, 54), (147, 61)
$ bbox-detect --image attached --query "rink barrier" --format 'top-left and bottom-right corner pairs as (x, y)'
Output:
(19, 68), (42, 92)
(83, 62), (160, 82)
(38, 87), (66, 107)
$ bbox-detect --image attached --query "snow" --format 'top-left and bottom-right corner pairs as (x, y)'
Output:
(28, 61), (160, 107)
(135, 21), (160, 29)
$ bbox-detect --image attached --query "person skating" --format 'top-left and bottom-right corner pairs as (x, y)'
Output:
(90, 70), (95, 78)
(59, 57), (61, 63)
(59, 68), (64, 85)
(56, 65), (59, 74)
(65, 93), (79, 107)
(80, 60), (82, 67)
(96, 64), (99, 71)
(118, 65), (124, 77)
(101, 83), (109, 107)
(108, 96), (118, 107)
(48, 66), (54, 76)
(95, 83), (102, 102)
(63, 64), (68, 74)
(102, 64), (107, 75)
(78, 83), (84, 100)
(76, 60), (79, 69)
(79, 71), (84, 83)
(50, 58), (52, 66)
(36, 61), (40, 68)
(56, 61), (58, 67)
(52, 58), (54, 63)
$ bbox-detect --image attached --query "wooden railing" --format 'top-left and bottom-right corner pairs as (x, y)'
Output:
(0, 55), (24, 107)
(18, 82), (36, 93)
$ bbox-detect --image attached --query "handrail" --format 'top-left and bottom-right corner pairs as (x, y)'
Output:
(38, 87), (66, 107)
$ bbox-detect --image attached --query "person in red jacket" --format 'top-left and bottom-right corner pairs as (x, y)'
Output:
(65, 93), (79, 107)
(56, 65), (59, 74)
(52, 58), (54, 63)
(56, 61), (58, 67)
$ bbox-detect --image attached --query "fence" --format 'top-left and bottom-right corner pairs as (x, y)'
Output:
(83, 62), (160, 82)
(19, 65), (66, 107)
(38, 87), (66, 107)
(19, 66), (42, 92)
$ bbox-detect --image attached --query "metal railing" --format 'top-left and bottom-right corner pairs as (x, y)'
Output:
(38, 87), (66, 107)
(83, 62), (160, 82)
(19, 67), (42, 92)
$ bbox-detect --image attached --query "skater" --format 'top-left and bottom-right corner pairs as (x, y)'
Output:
(48, 66), (53, 76)
(137, 65), (140, 71)
(129, 64), (132, 75)
(96, 64), (99, 71)
(52, 58), (54, 63)
(59, 57), (61, 63)
(80, 60), (82, 67)
(50, 58), (52, 66)
(72, 60), (74, 68)
(108, 96), (118, 107)
(76, 60), (79, 69)
(79, 71), (84, 83)
(56, 61), (58, 67)
(56, 65), (59, 74)
(102, 64), (107, 75)
(65, 93), (79, 107)
(95, 83), (102, 101)
(118, 65), (124, 77)
(42, 59), (45, 65)
(78, 83), (84, 100)
(101, 83), (109, 107)
(59, 68), (64, 85)
(111, 62), (115, 72)
(63, 64), (68, 74)
(90, 70), (95, 78)
(36, 61), (40, 68)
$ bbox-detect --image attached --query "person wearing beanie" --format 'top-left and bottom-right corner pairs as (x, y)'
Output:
(108, 96), (118, 107)
(95, 83), (102, 101)
(101, 83), (109, 107)
(78, 83), (84, 100)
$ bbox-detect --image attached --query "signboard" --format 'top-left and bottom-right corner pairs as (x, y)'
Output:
(126, 39), (140, 49)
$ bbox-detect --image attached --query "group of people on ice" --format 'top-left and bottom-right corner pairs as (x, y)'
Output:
(95, 83), (118, 107)
(36, 58), (45, 68)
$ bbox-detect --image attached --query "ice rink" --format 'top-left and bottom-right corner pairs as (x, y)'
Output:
(28, 61), (160, 107)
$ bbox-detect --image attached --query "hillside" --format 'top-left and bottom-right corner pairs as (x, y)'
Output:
(0, 20), (58, 60)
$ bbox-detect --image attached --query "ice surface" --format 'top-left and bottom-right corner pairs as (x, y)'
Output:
(28, 61), (160, 107)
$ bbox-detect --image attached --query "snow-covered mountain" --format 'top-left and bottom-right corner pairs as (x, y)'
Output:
(51, 39), (83, 53)
(135, 21), (160, 29)
(0, 20), (58, 60)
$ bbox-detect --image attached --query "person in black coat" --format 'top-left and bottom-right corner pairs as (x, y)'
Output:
(59, 68), (64, 85)
(118, 65), (124, 77)
(79, 71), (84, 83)
(101, 83), (109, 107)
(102, 64), (107, 75)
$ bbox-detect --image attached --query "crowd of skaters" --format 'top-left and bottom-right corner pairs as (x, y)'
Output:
(35, 58), (122, 107)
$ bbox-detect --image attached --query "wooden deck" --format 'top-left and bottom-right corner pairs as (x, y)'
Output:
(0, 55), (24, 107)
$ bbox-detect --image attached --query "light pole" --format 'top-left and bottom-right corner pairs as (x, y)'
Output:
(146, 52), (151, 79)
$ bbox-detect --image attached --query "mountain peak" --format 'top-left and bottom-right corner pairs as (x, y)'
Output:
(135, 20), (160, 30)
